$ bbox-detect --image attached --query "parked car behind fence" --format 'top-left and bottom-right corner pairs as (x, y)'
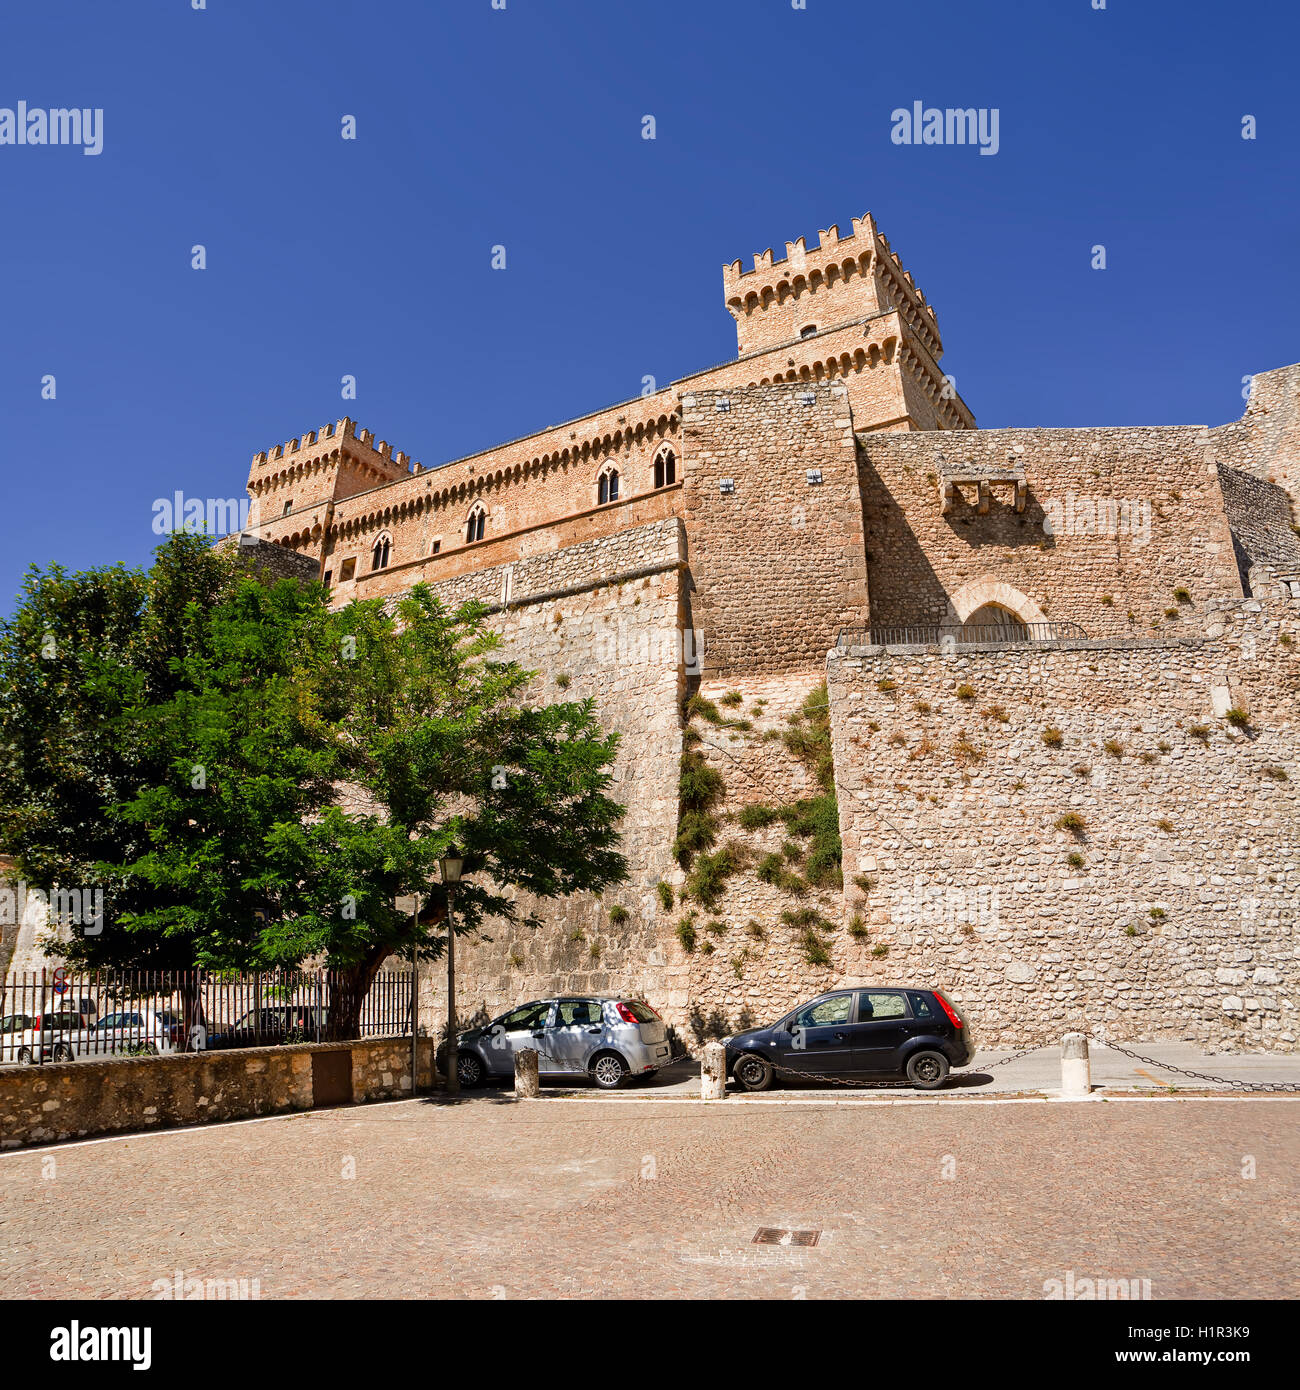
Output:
(0, 969), (414, 1064)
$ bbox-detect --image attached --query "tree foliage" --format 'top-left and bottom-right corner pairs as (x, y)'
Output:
(0, 538), (628, 1010)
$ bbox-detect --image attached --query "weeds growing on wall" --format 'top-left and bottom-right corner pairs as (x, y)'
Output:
(675, 681), (842, 927)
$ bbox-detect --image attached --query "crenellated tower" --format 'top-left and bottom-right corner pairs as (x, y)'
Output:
(721, 212), (972, 432)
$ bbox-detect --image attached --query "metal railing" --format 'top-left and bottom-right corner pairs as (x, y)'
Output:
(0, 968), (414, 1065)
(838, 620), (1089, 648)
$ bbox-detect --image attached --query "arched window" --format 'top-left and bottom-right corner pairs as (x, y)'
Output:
(800, 324), (818, 338)
(465, 504), (486, 544)
(597, 467), (620, 506)
(371, 532), (391, 571)
(653, 446), (676, 489)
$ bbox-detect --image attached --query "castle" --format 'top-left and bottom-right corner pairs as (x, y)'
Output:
(12, 207), (1300, 1051)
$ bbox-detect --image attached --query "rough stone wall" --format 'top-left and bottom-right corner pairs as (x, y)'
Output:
(419, 521), (688, 1033)
(663, 671), (853, 1040)
(219, 533), (322, 583)
(0, 1038), (436, 1150)
(1209, 363), (1300, 507)
(859, 426), (1243, 637)
(682, 383), (870, 678)
(826, 598), (1299, 1052)
(1217, 463), (1300, 594)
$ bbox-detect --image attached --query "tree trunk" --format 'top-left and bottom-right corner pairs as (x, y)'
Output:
(179, 974), (206, 1052)
(329, 946), (391, 1040)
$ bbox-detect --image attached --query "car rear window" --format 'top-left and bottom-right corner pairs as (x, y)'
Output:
(556, 1000), (601, 1026)
(859, 991), (907, 1020)
(907, 992), (935, 1019)
(617, 1000), (659, 1024)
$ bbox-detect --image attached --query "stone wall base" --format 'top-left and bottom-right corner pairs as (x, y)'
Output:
(0, 1037), (437, 1150)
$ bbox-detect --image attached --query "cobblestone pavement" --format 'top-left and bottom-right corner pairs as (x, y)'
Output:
(1, 1095), (1295, 1300)
(601, 1045), (1300, 1099)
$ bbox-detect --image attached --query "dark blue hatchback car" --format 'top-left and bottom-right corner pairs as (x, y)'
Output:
(724, 985), (974, 1091)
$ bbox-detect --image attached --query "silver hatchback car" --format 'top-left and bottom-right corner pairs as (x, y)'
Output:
(450, 996), (671, 1089)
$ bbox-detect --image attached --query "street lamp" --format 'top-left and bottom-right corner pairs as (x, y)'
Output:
(439, 852), (464, 1094)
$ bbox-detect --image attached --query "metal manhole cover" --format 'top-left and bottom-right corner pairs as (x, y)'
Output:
(752, 1228), (820, 1246)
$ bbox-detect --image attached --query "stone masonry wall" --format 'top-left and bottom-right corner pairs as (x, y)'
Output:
(682, 383), (870, 678)
(419, 520), (689, 1033)
(1210, 363), (1300, 509)
(1217, 464), (1300, 593)
(859, 426), (1244, 638)
(826, 598), (1299, 1052)
(0, 1037), (437, 1150)
(663, 671), (854, 1041)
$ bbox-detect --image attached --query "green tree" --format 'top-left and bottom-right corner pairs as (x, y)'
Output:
(269, 585), (628, 1032)
(0, 533), (235, 969)
(2, 543), (629, 1040)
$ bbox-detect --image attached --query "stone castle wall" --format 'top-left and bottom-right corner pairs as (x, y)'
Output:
(859, 425), (1244, 637)
(825, 596), (1299, 1052)
(1210, 363), (1300, 507)
(682, 383), (870, 679)
(663, 670), (849, 1041)
(417, 519), (689, 1032)
(1217, 464), (1300, 594)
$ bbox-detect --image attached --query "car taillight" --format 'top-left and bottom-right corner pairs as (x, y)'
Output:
(614, 1002), (638, 1025)
(933, 992), (963, 1028)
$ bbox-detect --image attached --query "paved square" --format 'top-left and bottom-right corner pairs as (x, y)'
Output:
(2, 1094), (1295, 1300)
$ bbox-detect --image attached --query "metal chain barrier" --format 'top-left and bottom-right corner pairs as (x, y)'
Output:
(467, 1037), (1298, 1096)
(1090, 1037), (1300, 1093)
(727, 1041), (1054, 1091)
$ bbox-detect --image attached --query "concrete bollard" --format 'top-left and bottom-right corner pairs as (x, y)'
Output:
(514, 1047), (540, 1099)
(701, 1041), (727, 1100)
(1060, 1032), (1092, 1097)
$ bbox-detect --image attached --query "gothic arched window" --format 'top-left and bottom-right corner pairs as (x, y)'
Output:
(371, 532), (392, 571)
(597, 467), (620, 506)
(653, 446), (676, 489)
(466, 505), (486, 544)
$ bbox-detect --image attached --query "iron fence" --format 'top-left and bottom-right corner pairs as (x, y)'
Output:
(0, 967), (415, 1065)
(838, 620), (1089, 648)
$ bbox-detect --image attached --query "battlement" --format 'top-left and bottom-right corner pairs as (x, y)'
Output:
(250, 418), (420, 475)
(722, 210), (940, 361)
(725, 212), (877, 283)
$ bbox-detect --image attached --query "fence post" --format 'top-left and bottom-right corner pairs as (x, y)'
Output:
(37, 969), (47, 1065)
(701, 1041), (727, 1100)
(1061, 1032), (1092, 1097)
(514, 1048), (540, 1099)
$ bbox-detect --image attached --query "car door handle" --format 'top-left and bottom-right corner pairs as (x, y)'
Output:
(834, 1031), (849, 1041)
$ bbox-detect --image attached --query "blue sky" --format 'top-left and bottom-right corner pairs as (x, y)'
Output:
(2, 0), (1297, 613)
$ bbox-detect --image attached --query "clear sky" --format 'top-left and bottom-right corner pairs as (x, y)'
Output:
(2, 0), (1297, 614)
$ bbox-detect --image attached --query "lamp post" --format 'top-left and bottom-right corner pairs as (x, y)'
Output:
(439, 852), (464, 1094)
(410, 892), (420, 1098)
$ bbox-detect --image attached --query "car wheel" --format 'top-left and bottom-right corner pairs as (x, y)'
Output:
(52, 1043), (73, 1063)
(17, 1047), (34, 1066)
(906, 1050), (950, 1090)
(590, 1052), (628, 1090)
(456, 1052), (485, 1089)
(733, 1052), (775, 1092)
